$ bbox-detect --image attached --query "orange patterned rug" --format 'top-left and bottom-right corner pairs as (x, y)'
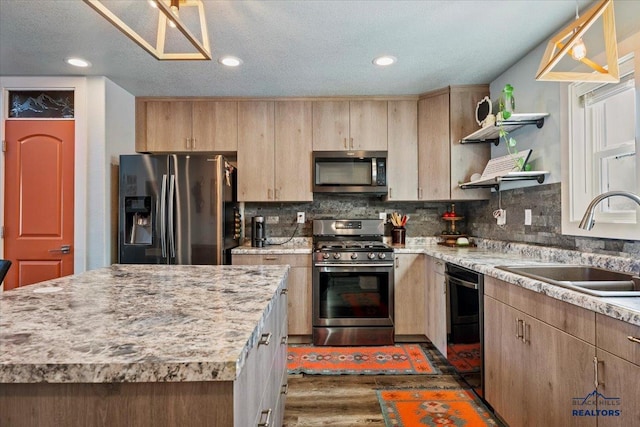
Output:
(287, 344), (440, 375)
(377, 387), (498, 426)
(447, 343), (481, 374)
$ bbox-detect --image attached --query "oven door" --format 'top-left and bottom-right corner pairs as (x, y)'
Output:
(313, 263), (394, 328)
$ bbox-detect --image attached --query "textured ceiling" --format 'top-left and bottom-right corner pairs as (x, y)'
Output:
(1, 0), (638, 97)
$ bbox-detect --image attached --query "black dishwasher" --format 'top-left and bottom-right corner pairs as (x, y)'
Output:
(445, 263), (484, 398)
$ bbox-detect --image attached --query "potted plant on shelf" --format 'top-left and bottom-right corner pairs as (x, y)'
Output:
(497, 84), (528, 171)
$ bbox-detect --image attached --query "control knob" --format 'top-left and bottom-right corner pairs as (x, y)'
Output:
(367, 253), (376, 260)
(378, 253), (386, 259)
(322, 253), (330, 260)
(350, 253), (358, 260)
(333, 253), (341, 259)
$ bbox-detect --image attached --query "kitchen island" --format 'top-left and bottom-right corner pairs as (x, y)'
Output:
(0, 264), (289, 427)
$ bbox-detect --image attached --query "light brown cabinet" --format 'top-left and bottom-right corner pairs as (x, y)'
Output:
(484, 276), (598, 427)
(232, 253), (312, 337)
(136, 100), (238, 152)
(393, 253), (426, 338)
(424, 256), (447, 356)
(417, 86), (490, 200)
(594, 314), (640, 426)
(312, 100), (387, 151)
(238, 101), (313, 202)
(386, 100), (419, 201)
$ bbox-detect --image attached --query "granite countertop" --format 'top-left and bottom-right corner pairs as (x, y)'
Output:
(0, 264), (289, 384)
(395, 241), (640, 327)
(232, 237), (312, 255)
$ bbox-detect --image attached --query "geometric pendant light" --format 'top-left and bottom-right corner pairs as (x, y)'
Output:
(536, 0), (618, 83)
(83, 0), (211, 60)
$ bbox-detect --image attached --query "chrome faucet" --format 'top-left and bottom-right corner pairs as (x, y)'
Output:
(579, 191), (640, 230)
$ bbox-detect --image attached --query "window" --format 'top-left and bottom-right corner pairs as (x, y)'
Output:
(564, 54), (640, 239)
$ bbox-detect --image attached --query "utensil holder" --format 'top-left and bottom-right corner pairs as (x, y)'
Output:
(391, 227), (406, 246)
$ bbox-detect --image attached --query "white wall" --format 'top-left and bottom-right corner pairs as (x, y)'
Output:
(86, 77), (135, 270)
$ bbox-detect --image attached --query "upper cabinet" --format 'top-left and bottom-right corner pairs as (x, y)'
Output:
(136, 100), (238, 153)
(386, 100), (419, 201)
(418, 86), (491, 201)
(237, 101), (313, 202)
(312, 100), (387, 151)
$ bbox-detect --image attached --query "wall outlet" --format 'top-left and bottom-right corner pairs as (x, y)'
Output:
(297, 212), (305, 224)
(524, 209), (532, 226)
(495, 209), (506, 226)
(266, 215), (279, 224)
(379, 212), (387, 220)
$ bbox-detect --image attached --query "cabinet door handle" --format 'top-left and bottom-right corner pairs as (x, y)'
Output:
(395, 258), (399, 269)
(522, 321), (530, 344)
(350, 137), (354, 149)
(628, 336), (640, 344)
(593, 356), (604, 389)
(267, 189), (273, 200)
(418, 188), (423, 199)
(264, 256), (278, 261)
(258, 333), (272, 346)
(343, 137), (348, 149)
(257, 409), (272, 427)
(280, 288), (288, 295)
(389, 188), (393, 198)
(274, 188), (279, 200)
(515, 318), (524, 340)
(281, 335), (288, 345)
(281, 383), (289, 395)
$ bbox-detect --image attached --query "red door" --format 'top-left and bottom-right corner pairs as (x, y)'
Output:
(3, 120), (75, 290)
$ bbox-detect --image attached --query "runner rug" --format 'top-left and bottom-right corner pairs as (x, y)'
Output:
(377, 387), (498, 426)
(287, 344), (440, 375)
(447, 342), (481, 374)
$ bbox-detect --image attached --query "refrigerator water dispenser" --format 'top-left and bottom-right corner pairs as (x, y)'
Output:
(124, 197), (152, 245)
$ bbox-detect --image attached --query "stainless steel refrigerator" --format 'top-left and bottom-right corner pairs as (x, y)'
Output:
(118, 154), (239, 265)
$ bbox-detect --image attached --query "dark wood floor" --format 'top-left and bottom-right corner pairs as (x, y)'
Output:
(283, 342), (494, 427)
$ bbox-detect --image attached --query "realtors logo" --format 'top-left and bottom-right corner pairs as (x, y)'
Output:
(572, 389), (621, 417)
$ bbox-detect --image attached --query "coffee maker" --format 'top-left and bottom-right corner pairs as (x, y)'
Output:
(251, 216), (266, 247)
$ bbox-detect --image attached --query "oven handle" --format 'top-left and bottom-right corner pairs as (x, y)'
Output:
(314, 263), (395, 268)
(445, 273), (478, 290)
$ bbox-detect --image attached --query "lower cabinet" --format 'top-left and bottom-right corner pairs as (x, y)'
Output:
(233, 253), (312, 337)
(233, 286), (288, 427)
(394, 253), (426, 338)
(424, 256), (447, 356)
(594, 314), (640, 426)
(485, 276), (640, 426)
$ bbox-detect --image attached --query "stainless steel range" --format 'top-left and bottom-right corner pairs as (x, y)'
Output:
(312, 219), (395, 346)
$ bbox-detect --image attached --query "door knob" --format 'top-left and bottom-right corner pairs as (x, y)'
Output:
(49, 245), (71, 254)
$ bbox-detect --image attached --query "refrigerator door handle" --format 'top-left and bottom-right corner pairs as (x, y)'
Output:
(168, 174), (176, 258)
(160, 174), (168, 258)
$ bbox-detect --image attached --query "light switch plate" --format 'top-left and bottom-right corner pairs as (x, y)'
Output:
(379, 212), (387, 220)
(524, 209), (532, 225)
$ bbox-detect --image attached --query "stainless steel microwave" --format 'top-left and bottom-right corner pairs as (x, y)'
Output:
(313, 151), (387, 194)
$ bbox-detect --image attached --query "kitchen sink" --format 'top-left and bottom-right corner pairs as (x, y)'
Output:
(495, 265), (640, 297)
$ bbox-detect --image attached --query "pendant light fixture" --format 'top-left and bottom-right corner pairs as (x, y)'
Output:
(83, 0), (211, 60)
(535, 0), (619, 83)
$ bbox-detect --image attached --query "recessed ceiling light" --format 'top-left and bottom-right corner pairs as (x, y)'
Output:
(219, 56), (242, 67)
(372, 56), (397, 66)
(65, 57), (91, 68)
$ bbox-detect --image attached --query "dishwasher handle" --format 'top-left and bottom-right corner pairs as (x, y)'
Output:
(445, 273), (478, 290)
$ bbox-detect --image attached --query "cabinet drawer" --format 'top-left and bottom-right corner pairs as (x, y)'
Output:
(596, 314), (640, 366)
(233, 253), (311, 267)
(234, 289), (287, 426)
(484, 275), (595, 344)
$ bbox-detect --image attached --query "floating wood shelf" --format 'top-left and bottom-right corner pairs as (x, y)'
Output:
(459, 171), (549, 191)
(460, 113), (550, 145)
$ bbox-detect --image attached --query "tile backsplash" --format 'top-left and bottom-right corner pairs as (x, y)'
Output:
(243, 183), (640, 258)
